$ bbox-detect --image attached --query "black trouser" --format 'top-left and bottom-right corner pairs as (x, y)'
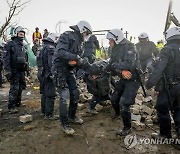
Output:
(41, 77), (56, 116)
(111, 79), (140, 129)
(156, 83), (180, 138)
(55, 68), (79, 126)
(8, 71), (26, 109)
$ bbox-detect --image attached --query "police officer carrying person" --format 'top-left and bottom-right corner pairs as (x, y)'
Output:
(146, 27), (180, 139)
(83, 34), (100, 64)
(38, 33), (59, 119)
(52, 20), (92, 135)
(3, 26), (29, 113)
(106, 29), (140, 136)
(135, 32), (159, 74)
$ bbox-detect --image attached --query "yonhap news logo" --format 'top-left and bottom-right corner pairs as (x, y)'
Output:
(124, 134), (138, 149)
(124, 134), (180, 149)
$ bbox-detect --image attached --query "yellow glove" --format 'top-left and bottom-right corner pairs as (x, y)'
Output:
(121, 70), (132, 80)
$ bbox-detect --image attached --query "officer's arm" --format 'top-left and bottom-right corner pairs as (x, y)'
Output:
(146, 48), (170, 89)
(47, 46), (55, 73)
(3, 43), (11, 73)
(54, 33), (77, 60)
(113, 50), (136, 71)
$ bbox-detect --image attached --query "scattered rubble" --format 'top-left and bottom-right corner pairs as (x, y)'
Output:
(19, 114), (33, 123)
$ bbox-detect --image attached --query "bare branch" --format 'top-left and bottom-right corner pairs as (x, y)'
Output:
(6, 0), (11, 7)
(0, 0), (31, 38)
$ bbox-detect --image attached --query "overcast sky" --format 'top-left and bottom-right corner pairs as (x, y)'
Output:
(1, 0), (180, 46)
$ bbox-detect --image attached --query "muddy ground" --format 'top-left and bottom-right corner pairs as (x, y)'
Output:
(0, 82), (180, 154)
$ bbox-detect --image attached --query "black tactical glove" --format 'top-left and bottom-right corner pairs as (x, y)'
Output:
(5, 72), (12, 82)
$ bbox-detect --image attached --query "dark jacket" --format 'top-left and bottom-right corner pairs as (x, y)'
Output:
(146, 40), (180, 90)
(135, 40), (159, 61)
(108, 39), (139, 80)
(41, 39), (56, 78)
(52, 31), (83, 69)
(84, 35), (100, 56)
(3, 37), (28, 73)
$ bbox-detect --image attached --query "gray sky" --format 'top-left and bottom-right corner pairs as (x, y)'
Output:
(1, 0), (180, 46)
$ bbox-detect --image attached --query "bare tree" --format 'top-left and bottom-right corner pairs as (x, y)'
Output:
(0, 0), (31, 39)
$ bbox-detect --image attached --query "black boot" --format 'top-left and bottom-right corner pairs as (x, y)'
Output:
(117, 105), (131, 136)
(116, 127), (131, 136)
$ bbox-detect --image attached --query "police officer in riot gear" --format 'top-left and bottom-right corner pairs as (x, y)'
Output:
(38, 33), (59, 119)
(3, 26), (28, 113)
(135, 32), (159, 73)
(83, 34), (100, 64)
(84, 60), (111, 114)
(52, 20), (92, 135)
(146, 27), (180, 139)
(106, 29), (140, 136)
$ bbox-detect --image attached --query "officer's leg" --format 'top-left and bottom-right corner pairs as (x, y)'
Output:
(111, 80), (124, 118)
(58, 86), (70, 126)
(53, 68), (75, 134)
(39, 76), (45, 115)
(156, 90), (172, 138)
(44, 79), (56, 117)
(67, 72), (79, 118)
(16, 72), (26, 107)
(15, 87), (22, 107)
(117, 81), (140, 136)
(8, 73), (20, 112)
(67, 72), (83, 124)
(41, 93), (46, 115)
(172, 85), (180, 138)
(173, 95), (180, 138)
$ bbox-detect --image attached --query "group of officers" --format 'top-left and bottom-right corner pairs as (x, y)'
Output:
(1, 21), (180, 139)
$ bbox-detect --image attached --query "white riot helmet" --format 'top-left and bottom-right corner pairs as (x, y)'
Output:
(165, 26), (180, 41)
(14, 26), (25, 37)
(138, 32), (149, 39)
(76, 20), (92, 34)
(106, 29), (125, 44)
(47, 33), (59, 43)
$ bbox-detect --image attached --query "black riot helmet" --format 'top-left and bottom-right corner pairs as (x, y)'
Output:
(89, 60), (108, 75)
